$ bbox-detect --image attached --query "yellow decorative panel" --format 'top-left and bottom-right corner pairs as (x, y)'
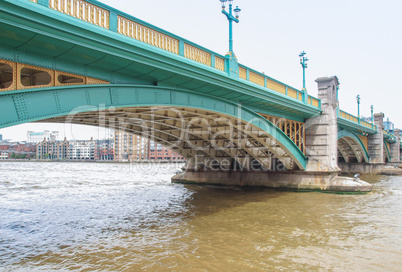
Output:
(17, 63), (55, 90)
(29, 0), (37, 2)
(266, 78), (286, 95)
(361, 121), (373, 128)
(86, 77), (109, 84)
(287, 88), (297, 99)
(118, 16), (179, 54)
(249, 71), (264, 87)
(312, 98), (319, 107)
(55, 71), (85, 86)
(239, 66), (247, 80)
(184, 44), (211, 66)
(298, 93), (303, 101)
(358, 135), (368, 151)
(340, 110), (359, 124)
(215, 57), (225, 72)
(259, 113), (305, 154)
(385, 142), (391, 158)
(308, 97), (312, 105)
(0, 59), (109, 91)
(50, 0), (110, 29)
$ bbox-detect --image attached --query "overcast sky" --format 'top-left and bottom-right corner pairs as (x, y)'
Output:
(1, 0), (401, 141)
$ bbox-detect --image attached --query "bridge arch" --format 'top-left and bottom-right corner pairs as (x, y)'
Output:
(337, 130), (369, 163)
(0, 85), (307, 170)
(384, 141), (391, 162)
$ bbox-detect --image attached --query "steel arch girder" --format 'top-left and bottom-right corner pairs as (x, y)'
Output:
(0, 84), (307, 169)
(337, 130), (369, 163)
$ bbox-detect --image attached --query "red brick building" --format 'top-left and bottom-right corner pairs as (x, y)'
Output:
(95, 139), (114, 161)
(0, 143), (36, 160)
(148, 141), (185, 161)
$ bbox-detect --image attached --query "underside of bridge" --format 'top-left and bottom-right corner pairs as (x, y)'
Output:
(0, 84), (308, 171)
(43, 106), (300, 172)
(337, 131), (369, 164)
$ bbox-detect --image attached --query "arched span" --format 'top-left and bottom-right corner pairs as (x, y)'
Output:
(337, 130), (369, 163)
(384, 141), (391, 162)
(0, 85), (307, 170)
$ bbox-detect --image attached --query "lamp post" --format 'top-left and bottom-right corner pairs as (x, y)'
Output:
(299, 51), (308, 103)
(336, 85), (340, 116)
(220, 0), (241, 56)
(356, 94), (361, 122)
(370, 105), (374, 123)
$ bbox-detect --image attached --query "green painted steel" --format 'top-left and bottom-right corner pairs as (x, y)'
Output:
(337, 130), (369, 163)
(0, 0), (321, 122)
(299, 51), (308, 103)
(0, 84), (308, 169)
(221, 1), (240, 55)
(384, 141), (392, 162)
(337, 117), (377, 135)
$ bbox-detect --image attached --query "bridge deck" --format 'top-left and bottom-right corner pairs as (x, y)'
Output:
(0, 0), (376, 134)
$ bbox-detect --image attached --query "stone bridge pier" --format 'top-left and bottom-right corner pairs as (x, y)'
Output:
(390, 129), (400, 163)
(368, 113), (385, 164)
(173, 76), (372, 193)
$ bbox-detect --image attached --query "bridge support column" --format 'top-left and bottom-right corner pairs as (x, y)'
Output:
(305, 76), (340, 172)
(390, 129), (400, 163)
(368, 113), (384, 164)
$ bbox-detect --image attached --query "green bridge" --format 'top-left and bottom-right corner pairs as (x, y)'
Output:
(0, 0), (400, 192)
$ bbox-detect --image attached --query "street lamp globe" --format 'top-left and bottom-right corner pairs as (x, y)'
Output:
(228, 0), (234, 5)
(220, 0), (227, 9)
(234, 6), (241, 19)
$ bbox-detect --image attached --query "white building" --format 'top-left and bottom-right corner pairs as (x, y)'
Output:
(68, 139), (95, 160)
(0, 152), (8, 160)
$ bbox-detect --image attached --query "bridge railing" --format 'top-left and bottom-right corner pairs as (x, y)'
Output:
(26, 0), (320, 108)
(238, 64), (320, 108)
(49, 0), (110, 29)
(338, 109), (377, 130)
(42, 0), (229, 72)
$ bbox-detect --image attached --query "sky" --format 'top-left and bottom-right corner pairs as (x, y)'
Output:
(1, 0), (401, 141)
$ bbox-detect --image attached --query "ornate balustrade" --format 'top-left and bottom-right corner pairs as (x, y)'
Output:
(338, 110), (377, 130)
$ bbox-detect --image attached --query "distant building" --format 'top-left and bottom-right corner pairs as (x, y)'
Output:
(384, 118), (394, 132)
(37, 138), (95, 160)
(27, 130), (59, 143)
(0, 152), (8, 160)
(360, 116), (373, 123)
(114, 131), (148, 161)
(148, 141), (185, 161)
(114, 131), (184, 162)
(95, 139), (114, 161)
(0, 143), (13, 160)
(68, 139), (95, 160)
(37, 138), (69, 160)
(0, 142), (36, 160)
(0, 134), (2, 142)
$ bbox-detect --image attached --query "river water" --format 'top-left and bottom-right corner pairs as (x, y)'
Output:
(0, 162), (401, 271)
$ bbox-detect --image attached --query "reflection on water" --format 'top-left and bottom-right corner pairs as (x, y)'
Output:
(0, 162), (401, 271)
